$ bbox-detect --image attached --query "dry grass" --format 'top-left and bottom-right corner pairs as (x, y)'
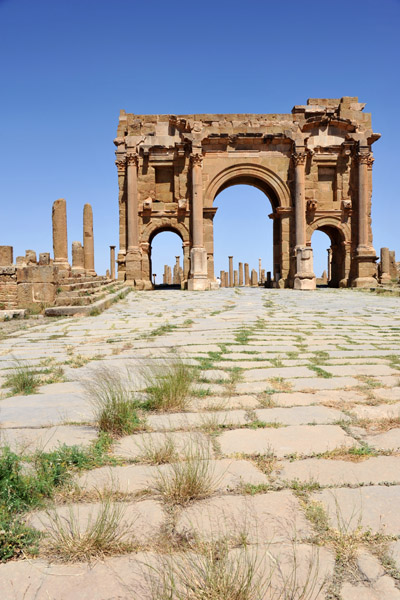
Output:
(137, 434), (178, 465)
(84, 366), (145, 437)
(317, 444), (379, 462)
(355, 415), (400, 433)
(2, 361), (41, 395)
(269, 377), (292, 392)
(151, 443), (219, 506)
(142, 359), (197, 412)
(145, 540), (271, 600)
(43, 497), (136, 561)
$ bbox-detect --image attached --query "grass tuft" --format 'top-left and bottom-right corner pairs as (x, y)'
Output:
(141, 359), (197, 413)
(3, 361), (41, 395)
(84, 367), (144, 437)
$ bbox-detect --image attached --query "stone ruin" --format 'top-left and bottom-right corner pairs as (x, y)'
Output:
(0, 199), (116, 312)
(114, 97), (382, 290)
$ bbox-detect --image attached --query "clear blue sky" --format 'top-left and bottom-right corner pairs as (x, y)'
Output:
(1, 0), (399, 282)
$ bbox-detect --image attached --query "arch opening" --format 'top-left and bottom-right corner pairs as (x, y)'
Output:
(311, 226), (345, 288)
(149, 229), (184, 287)
(213, 184), (275, 285)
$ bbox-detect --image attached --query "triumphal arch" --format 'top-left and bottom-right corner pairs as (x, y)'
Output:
(114, 97), (380, 290)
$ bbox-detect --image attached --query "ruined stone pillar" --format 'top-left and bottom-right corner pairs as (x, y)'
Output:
(380, 247), (391, 284)
(173, 256), (181, 284)
(224, 272), (229, 288)
(228, 256), (233, 287)
(72, 241), (85, 274)
(244, 263), (250, 286)
(251, 269), (258, 286)
(234, 270), (238, 287)
(238, 262), (243, 286)
(188, 154), (209, 290)
(353, 151), (377, 288)
(52, 199), (69, 269)
(83, 204), (96, 276)
(293, 151), (316, 290)
(125, 153), (142, 282)
(258, 258), (262, 283)
(327, 248), (332, 282)
(220, 270), (225, 287)
(110, 246), (116, 280)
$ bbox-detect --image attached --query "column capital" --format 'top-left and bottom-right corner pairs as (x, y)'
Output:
(115, 157), (126, 173)
(126, 152), (139, 166)
(190, 153), (203, 167)
(292, 151), (307, 166)
(357, 152), (374, 167)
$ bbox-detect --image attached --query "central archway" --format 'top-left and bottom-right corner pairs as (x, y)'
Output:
(204, 162), (292, 284)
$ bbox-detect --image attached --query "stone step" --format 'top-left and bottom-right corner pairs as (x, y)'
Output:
(54, 282), (124, 306)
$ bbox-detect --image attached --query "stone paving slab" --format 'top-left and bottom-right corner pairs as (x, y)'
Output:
(146, 409), (248, 431)
(256, 405), (350, 425)
(219, 425), (355, 458)
(364, 428), (400, 451)
(177, 491), (311, 543)
(77, 458), (268, 494)
(312, 486), (400, 535)
(278, 456), (400, 486)
(243, 366), (316, 381)
(113, 431), (211, 459)
(27, 499), (164, 542)
(290, 376), (359, 391)
(351, 402), (400, 420)
(375, 387), (400, 401)
(0, 425), (97, 453)
(0, 393), (93, 427)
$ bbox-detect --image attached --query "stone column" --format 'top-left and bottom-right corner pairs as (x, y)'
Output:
(110, 246), (116, 280)
(293, 151), (316, 290)
(380, 247), (391, 284)
(72, 241), (85, 274)
(353, 151), (377, 287)
(238, 262), (243, 286)
(125, 152), (142, 283)
(173, 256), (181, 284)
(83, 203), (96, 276)
(244, 263), (250, 286)
(188, 153), (209, 290)
(52, 199), (69, 269)
(220, 270), (225, 287)
(258, 258), (262, 283)
(228, 256), (233, 288)
(224, 272), (229, 288)
(327, 248), (332, 282)
(251, 269), (258, 286)
(234, 270), (238, 287)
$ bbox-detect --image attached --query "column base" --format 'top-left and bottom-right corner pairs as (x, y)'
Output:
(293, 247), (316, 290)
(294, 275), (316, 290)
(379, 274), (391, 285)
(187, 277), (210, 291)
(125, 248), (142, 282)
(352, 277), (378, 289)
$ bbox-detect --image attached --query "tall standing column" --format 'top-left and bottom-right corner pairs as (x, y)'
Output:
(244, 263), (250, 286)
(52, 199), (69, 269)
(293, 150), (316, 290)
(353, 151), (377, 288)
(83, 203), (96, 276)
(110, 246), (116, 280)
(327, 248), (332, 283)
(238, 262), (243, 286)
(228, 256), (233, 287)
(125, 152), (142, 284)
(188, 153), (209, 290)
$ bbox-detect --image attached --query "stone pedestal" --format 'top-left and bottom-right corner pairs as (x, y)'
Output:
(294, 247), (316, 290)
(188, 247), (209, 290)
(352, 248), (378, 288)
(72, 241), (85, 274)
(125, 248), (143, 284)
(379, 247), (391, 284)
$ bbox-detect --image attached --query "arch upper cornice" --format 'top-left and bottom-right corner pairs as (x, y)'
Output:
(204, 162), (291, 210)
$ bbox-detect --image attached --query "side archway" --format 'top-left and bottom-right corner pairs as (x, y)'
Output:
(141, 221), (190, 286)
(307, 217), (351, 287)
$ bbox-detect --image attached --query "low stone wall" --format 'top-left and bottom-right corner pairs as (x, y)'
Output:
(0, 267), (18, 309)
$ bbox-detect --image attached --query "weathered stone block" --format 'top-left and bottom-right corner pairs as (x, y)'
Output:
(0, 246), (13, 266)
